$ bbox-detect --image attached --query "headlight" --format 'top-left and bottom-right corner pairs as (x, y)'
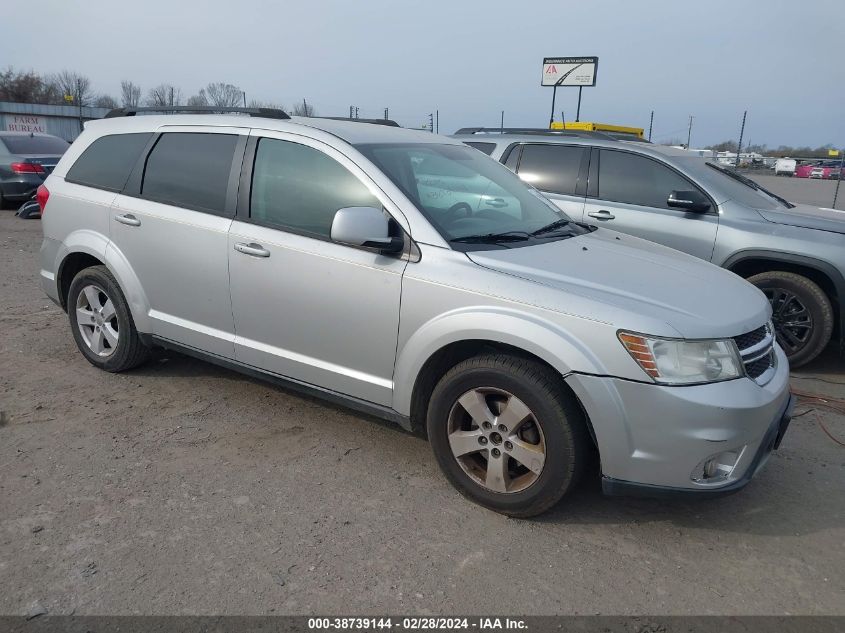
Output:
(618, 332), (744, 385)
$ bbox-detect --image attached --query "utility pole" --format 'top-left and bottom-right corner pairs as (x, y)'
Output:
(686, 115), (694, 149)
(648, 110), (654, 142)
(561, 111), (565, 128)
(76, 78), (83, 134)
(435, 110), (439, 134)
(302, 98), (308, 117)
(349, 105), (353, 119)
(428, 113), (434, 133)
(384, 107), (389, 120)
(355, 106), (359, 119)
(735, 110), (747, 169)
(500, 111), (504, 134)
(243, 92), (247, 107)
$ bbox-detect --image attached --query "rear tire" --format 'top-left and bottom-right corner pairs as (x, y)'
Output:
(748, 271), (833, 368)
(427, 354), (589, 518)
(67, 265), (150, 372)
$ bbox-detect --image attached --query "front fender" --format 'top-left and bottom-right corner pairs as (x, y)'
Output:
(391, 306), (606, 416)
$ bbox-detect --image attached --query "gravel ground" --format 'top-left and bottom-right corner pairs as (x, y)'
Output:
(1, 212), (843, 616)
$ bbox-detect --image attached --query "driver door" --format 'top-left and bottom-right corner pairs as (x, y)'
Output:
(582, 149), (719, 261)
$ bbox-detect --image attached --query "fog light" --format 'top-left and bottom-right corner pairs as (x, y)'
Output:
(692, 449), (743, 483)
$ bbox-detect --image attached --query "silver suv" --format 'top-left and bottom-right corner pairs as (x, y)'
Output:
(38, 108), (792, 517)
(454, 128), (845, 367)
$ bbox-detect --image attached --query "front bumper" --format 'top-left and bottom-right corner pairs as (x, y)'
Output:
(565, 344), (792, 495)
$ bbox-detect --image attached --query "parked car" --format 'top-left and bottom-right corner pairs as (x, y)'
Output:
(774, 158), (796, 176)
(453, 129), (845, 367)
(39, 109), (792, 517)
(0, 132), (69, 208)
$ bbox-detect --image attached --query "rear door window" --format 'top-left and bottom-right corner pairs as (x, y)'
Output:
(141, 133), (237, 215)
(598, 149), (702, 209)
(516, 144), (586, 196)
(66, 133), (152, 192)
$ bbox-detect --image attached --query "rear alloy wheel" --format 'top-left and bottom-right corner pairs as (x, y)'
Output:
(748, 271), (833, 368)
(427, 354), (589, 517)
(68, 265), (150, 372)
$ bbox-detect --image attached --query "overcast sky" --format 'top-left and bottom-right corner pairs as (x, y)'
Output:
(4, 0), (843, 148)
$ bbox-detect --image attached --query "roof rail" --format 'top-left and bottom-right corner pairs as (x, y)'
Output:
(104, 106), (290, 120)
(453, 126), (618, 140)
(320, 117), (400, 127)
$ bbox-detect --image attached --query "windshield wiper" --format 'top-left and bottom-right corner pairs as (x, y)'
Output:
(450, 232), (530, 244)
(531, 218), (572, 236)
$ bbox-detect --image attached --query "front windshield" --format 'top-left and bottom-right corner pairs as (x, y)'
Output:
(356, 143), (588, 247)
(674, 156), (791, 210)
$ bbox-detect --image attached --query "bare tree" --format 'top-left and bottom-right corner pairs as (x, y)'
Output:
(120, 80), (142, 107)
(146, 84), (182, 107)
(290, 99), (316, 117)
(94, 94), (119, 109)
(198, 82), (244, 108)
(186, 93), (208, 107)
(0, 67), (61, 104)
(51, 70), (93, 106)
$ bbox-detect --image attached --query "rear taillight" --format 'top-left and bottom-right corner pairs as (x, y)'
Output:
(10, 162), (46, 174)
(36, 185), (50, 216)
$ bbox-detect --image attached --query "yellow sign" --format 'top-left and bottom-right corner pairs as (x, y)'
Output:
(829, 149), (840, 157)
(64, 94), (74, 103)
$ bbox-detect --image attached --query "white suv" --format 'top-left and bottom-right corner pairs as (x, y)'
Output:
(37, 107), (793, 516)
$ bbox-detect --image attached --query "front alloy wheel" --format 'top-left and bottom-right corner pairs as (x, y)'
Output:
(447, 388), (546, 494)
(427, 354), (589, 517)
(748, 270), (833, 368)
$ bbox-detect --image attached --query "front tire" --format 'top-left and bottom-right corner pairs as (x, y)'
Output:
(748, 271), (833, 367)
(427, 354), (589, 517)
(67, 265), (150, 372)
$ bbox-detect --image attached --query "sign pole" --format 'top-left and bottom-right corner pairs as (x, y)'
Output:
(735, 111), (747, 169)
(833, 148), (845, 209)
(575, 87), (582, 122)
(549, 85), (557, 128)
(648, 111), (654, 141)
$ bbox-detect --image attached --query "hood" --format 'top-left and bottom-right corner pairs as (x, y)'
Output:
(467, 229), (770, 339)
(758, 203), (845, 235)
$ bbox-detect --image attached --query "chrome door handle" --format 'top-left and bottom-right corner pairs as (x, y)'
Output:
(234, 242), (270, 258)
(484, 197), (507, 208)
(587, 210), (615, 220)
(114, 213), (141, 227)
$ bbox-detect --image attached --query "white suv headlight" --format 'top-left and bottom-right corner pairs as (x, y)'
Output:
(618, 332), (744, 385)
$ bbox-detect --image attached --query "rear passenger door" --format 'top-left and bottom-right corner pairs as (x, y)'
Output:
(583, 149), (719, 261)
(109, 127), (247, 357)
(507, 143), (587, 219)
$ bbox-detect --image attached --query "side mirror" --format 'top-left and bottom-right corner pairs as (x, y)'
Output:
(331, 206), (404, 253)
(667, 190), (711, 213)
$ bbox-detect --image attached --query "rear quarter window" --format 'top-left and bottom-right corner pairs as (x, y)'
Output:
(66, 133), (153, 192)
(464, 142), (496, 156)
(0, 135), (69, 155)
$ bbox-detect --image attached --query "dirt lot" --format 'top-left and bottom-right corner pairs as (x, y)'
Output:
(1, 213), (843, 616)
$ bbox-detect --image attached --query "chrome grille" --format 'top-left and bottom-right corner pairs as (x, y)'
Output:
(732, 322), (776, 383)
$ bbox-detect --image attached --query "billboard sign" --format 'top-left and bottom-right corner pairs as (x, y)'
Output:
(541, 57), (598, 87)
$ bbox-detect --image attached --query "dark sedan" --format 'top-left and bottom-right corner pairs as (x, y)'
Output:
(0, 132), (69, 208)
